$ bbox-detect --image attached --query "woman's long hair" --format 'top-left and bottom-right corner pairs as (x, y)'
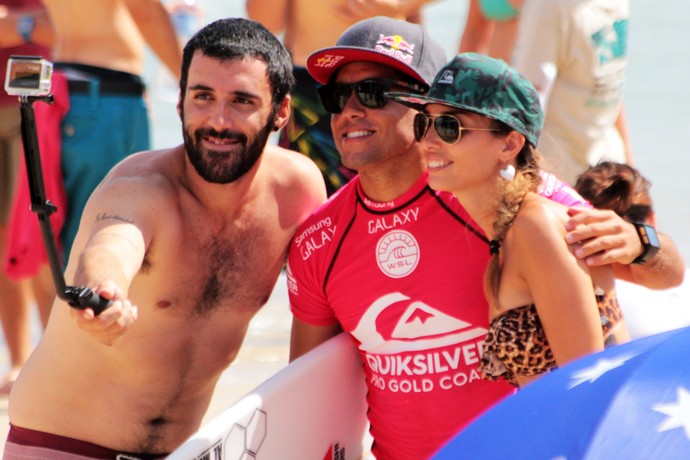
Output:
(484, 122), (542, 307)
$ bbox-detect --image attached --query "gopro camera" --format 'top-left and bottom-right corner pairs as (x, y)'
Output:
(4, 55), (53, 97)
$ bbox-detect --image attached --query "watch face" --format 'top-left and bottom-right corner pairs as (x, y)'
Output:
(642, 224), (660, 248)
(633, 223), (661, 265)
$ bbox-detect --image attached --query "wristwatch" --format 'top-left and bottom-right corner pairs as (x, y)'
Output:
(17, 15), (35, 44)
(632, 222), (661, 265)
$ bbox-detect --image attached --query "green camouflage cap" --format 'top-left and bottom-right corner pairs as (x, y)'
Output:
(389, 53), (544, 146)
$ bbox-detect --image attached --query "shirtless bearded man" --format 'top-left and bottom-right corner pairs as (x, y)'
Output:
(4, 18), (326, 459)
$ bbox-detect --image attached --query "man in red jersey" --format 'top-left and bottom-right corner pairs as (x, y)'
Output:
(287, 16), (684, 460)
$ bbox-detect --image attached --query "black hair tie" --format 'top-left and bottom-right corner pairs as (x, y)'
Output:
(489, 239), (501, 256)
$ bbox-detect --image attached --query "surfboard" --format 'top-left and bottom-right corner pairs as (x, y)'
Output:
(167, 333), (372, 460)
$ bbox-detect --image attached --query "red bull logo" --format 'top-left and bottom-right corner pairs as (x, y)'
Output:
(375, 34), (415, 65)
(376, 34), (415, 54)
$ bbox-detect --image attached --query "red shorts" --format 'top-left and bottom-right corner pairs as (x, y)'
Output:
(3, 424), (169, 459)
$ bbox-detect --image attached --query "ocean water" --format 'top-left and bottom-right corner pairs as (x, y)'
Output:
(150, 0), (690, 262)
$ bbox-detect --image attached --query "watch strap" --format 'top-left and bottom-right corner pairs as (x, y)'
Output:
(632, 222), (661, 265)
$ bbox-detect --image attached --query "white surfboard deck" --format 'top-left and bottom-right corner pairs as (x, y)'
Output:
(615, 269), (690, 339)
(167, 333), (372, 460)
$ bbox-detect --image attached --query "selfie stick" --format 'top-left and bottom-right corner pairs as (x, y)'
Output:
(18, 95), (110, 315)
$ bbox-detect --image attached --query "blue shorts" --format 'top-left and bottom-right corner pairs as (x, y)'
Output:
(58, 64), (150, 263)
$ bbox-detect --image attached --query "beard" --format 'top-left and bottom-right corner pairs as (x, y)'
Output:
(181, 111), (276, 184)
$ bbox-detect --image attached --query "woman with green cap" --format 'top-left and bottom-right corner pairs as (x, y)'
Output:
(389, 53), (630, 388)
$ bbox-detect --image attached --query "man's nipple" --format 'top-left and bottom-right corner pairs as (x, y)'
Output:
(156, 300), (172, 309)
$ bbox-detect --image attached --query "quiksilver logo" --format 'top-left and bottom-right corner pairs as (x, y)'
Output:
(438, 70), (454, 84)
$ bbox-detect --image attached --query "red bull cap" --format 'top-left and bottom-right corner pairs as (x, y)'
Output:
(307, 16), (446, 88)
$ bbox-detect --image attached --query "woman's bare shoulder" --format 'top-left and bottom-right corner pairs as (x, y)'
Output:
(515, 192), (569, 231)
(508, 192), (571, 258)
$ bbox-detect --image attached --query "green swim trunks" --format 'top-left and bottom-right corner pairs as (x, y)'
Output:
(479, 0), (519, 21)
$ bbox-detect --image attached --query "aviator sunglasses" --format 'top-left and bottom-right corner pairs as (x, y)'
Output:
(318, 78), (425, 114)
(413, 112), (499, 145)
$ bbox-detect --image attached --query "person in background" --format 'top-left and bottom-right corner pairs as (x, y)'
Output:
(0, 0), (53, 395)
(245, 0), (434, 195)
(3, 0), (185, 397)
(575, 161), (688, 338)
(511, 0), (633, 185)
(458, 0), (525, 62)
(5, 18), (326, 459)
(4, 0), (185, 332)
(391, 53), (629, 389)
(40, 0), (182, 265)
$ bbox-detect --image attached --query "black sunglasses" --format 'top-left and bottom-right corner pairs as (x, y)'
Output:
(413, 112), (499, 145)
(317, 78), (425, 114)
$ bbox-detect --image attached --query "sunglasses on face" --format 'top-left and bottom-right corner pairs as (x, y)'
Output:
(317, 78), (425, 114)
(413, 112), (499, 145)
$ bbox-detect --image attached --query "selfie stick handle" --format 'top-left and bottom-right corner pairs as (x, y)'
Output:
(18, 96), (111, 315)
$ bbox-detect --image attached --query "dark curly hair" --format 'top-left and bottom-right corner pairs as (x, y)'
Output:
(179, 18), (295, 111)
(574, 161), (653, 223)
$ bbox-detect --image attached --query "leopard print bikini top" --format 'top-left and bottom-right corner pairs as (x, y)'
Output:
(479, 290), (623, 387)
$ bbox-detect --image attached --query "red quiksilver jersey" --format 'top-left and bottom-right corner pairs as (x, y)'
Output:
(288, 173), (512, 459)
(287, 172), (587, 459)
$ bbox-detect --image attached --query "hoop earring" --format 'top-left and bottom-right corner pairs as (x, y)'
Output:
(500, 164), (516, 181)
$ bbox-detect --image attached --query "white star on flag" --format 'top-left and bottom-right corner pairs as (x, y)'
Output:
(654, 387), (690, 439)
(567, 355), (633, 389)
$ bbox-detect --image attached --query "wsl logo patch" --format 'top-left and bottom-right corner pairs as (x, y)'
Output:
(376, 230), (420, 278)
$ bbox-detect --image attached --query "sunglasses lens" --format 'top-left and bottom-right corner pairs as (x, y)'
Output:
(319, 80), (403, 113)
(434, 115), (461, 144)
(413, 112), (429, 142)
(355, 81), (387, 109)
(333, 85), (354, 112)
(317, 84), (343, 113)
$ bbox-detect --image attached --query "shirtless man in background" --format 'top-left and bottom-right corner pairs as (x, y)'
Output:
(5, 17), (326, 459)
(247, 0), (430, 67)
(43, 0), (180, 77)
(1, 0), (183, 403)
(42, 0), (182, 264)
(246, 0), (434, 195)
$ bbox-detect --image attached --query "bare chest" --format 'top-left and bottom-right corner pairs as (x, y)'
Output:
(134, 215), (289, 318)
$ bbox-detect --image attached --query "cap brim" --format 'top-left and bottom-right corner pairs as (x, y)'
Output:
(307, 47), (426, 85)
(386, 91), (448, 111)
(388, 91), (494, 119)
